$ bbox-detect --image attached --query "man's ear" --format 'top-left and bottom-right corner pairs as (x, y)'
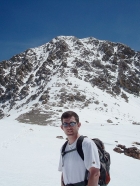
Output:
(61, 125), (64, 130)
(78, 122), (81, 128)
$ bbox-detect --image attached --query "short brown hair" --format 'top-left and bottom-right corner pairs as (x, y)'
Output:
(61, 111), (79, 123)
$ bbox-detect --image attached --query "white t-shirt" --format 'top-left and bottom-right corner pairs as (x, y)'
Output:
(58, 137), (100, 185)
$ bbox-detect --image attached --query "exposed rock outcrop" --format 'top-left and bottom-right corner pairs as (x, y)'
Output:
(114, 144), (140, 160)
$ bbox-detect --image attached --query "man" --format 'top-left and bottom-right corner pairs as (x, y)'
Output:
(58, 111), (100, 186)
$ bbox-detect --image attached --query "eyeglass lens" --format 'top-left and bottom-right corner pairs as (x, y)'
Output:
(63, 122), (76, 127)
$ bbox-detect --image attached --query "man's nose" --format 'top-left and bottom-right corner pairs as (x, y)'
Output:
(67, 124), (72, 128)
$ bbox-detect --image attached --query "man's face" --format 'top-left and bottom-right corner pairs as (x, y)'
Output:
(61, 116), (81, 136)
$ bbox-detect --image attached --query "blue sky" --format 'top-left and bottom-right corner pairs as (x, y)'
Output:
(0, 0), (140, 61)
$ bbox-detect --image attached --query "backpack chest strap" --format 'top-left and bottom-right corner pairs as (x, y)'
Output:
(62, 148), (77, 157)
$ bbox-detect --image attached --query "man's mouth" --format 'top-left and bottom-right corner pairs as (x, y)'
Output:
(67, 130), (73, 132)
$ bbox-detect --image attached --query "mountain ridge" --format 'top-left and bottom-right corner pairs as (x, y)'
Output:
(0, 36), (140, 125)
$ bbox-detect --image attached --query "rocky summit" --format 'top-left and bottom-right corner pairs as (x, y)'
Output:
(0, 36), (140, 125)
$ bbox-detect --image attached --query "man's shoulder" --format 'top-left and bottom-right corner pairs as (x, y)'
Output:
(81, 136), (95, 146)
(82, 136), (92, 142)
(80, 136), (99, 154)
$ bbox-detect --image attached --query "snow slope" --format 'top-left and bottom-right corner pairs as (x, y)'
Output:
(0, 110), (140, 186)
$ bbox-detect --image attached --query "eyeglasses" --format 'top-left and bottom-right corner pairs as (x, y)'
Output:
(62, 122), (77, 127)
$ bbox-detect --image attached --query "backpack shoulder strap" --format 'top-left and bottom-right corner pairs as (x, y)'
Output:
(77, 136), (89, 183)
(62, 136), (86, 159)
(76, 135), (86, 161)
(61, 140), (77, 157)
(61, 140), (68, 157)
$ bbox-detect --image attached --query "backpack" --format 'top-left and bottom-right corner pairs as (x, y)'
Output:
(61, 136), (111, 186)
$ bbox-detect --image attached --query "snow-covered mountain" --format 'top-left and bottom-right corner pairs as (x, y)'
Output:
(0, 36), (140, 125)
(0, 36), (140, 186)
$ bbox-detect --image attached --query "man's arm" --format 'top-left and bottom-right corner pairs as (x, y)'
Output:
(87, 167), (100, 186)
(61, 173), (65, 186)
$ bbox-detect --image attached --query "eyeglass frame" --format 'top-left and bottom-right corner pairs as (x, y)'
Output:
(62, 121), (77, 128)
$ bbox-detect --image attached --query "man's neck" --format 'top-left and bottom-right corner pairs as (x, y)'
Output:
(68, 133), (80, 144)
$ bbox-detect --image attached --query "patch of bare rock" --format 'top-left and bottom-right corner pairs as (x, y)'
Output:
(16, 109), (57, 125)
(114, 143), (140, 160)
